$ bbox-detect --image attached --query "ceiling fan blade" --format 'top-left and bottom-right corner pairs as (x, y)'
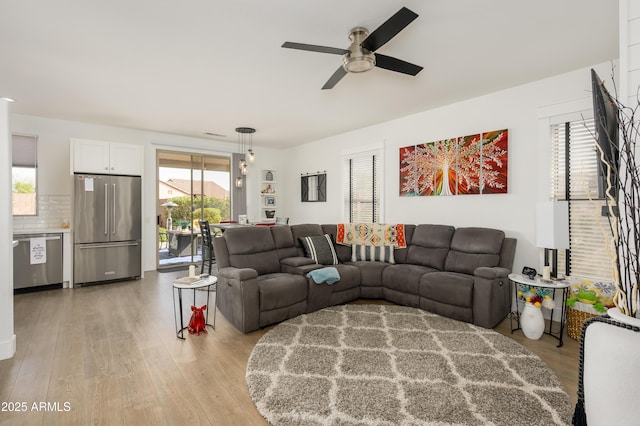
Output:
(361, 7), (418, 52)
(375, 54), (423, 76)
(282, 42), (349, 55)
(322, 66), (348, 90)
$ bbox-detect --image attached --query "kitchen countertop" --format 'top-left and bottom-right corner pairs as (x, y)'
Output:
(13, 228), (71, 234)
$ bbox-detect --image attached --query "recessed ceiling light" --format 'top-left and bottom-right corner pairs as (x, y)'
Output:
(1, 97), (15, 102)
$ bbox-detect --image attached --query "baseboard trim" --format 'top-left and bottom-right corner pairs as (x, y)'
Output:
(0, 334), (16, 360)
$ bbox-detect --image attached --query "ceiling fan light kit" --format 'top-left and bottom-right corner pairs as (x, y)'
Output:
(343, 27), (375, 73)
(282, 7), (423, 89)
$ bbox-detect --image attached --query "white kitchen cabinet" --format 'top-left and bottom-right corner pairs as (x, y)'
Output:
(72, 139), (142, 176)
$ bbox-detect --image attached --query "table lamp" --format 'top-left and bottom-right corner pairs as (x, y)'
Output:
(535, 201), (569, 279)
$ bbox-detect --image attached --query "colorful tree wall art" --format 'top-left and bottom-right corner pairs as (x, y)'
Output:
(399, 129), (508, 196)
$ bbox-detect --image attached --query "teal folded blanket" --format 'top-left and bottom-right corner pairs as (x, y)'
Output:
(306, 267), (340, 284)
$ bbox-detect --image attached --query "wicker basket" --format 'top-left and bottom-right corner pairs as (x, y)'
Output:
(566, 306), (601, 340)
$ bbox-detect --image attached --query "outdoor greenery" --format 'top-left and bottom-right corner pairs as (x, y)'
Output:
(166, 195), (230, 224)
(12, 180), (35, 193)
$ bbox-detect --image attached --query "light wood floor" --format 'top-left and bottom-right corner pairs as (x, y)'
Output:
(0, 271), (579, 425)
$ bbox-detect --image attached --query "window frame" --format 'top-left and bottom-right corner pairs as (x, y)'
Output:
(12, 133), (38, 216)
(342, 147), (384, 223)
(549, 116), (614, 281)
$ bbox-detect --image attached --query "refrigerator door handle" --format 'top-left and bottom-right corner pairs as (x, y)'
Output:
(112, 183), (116, 235)
(104, 183), (109, 235)
(78, 241), (140, 249)
(15, 236), (62, 242)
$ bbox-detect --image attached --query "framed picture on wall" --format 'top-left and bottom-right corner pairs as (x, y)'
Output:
(265, 197), (275, 206)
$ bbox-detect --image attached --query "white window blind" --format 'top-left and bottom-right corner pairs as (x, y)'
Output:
(550, 119), (614, 280)
(343, 152), (381, 222)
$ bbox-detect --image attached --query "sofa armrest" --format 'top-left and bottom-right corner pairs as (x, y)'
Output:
(280, 257), (323, 275)
(474, 266), (510, 280)
(218, 266), (259, 281)
(472, 267), (511, 328)
(216, 267), (260, 333)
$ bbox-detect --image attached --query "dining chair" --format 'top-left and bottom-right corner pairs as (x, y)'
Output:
(198, 219), (215, 275)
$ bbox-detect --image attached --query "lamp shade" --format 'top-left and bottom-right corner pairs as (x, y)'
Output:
(535, 201), (569, 249)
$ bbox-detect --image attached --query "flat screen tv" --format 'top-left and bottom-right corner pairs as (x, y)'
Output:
(591, 68), (620, 201)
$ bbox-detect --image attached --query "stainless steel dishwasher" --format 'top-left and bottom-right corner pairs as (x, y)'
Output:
(13, 233), (63, 291)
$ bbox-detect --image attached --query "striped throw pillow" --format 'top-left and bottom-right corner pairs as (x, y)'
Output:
(300, 234), (339, 265)
(351, 244), (395, 264)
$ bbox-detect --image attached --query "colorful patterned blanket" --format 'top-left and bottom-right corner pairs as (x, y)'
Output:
(336, 223), (407, 248)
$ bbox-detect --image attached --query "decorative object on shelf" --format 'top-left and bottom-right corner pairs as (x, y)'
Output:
(265, 210), (275, 219)
(399, 129), (508, 196)
(517, 284), (556, 309)
(265, 170), (273, 181)
(301, 171), (327, 202)
(520, 301), (545, 339)
(536, 201), (570, 279)
(265, 197), (275, 206)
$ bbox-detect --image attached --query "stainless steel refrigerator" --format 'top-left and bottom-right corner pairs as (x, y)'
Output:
(73, 174), (141, 285)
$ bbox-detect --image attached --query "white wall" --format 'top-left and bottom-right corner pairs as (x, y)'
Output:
(282, 62), (617, 274)
(1, 98), (16, 360)
(10, 114), (285, 272)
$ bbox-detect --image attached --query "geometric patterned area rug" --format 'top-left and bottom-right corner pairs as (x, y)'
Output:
(246, 304), (572, 425)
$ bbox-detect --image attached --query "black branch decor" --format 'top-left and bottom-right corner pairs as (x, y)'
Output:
(592, 68), (640, 317)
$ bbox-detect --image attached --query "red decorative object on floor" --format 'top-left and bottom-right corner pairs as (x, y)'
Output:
(188, 305), (207, 335)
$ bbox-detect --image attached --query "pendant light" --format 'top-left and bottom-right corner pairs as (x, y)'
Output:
(235, 127), (255, 188)
(236, 127), (256, 168)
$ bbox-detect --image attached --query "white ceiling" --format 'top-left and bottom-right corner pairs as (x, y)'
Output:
(0, 0), (618, 149)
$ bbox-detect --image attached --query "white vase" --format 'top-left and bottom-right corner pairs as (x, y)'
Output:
(520, 302), (545, 340)
(582, 308), (640, 425)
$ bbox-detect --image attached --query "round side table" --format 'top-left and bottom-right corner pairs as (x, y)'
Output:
(172, 275), (217, 339)
(508, 273), (569, 347)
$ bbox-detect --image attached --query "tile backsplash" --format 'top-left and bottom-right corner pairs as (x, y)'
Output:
(13, 195), (72, 231)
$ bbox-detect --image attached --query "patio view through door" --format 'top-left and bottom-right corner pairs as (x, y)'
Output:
(157, 150), (231, 270)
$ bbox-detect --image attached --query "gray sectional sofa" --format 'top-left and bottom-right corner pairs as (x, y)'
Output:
(212, 223), (516, 333)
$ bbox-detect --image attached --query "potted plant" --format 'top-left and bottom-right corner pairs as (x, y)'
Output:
(564, 278), (615, 340)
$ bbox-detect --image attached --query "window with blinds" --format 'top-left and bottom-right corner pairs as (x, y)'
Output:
(343, 151), (381, 223)
(550, 119), (614, 280)
(12, 134), (38, 216)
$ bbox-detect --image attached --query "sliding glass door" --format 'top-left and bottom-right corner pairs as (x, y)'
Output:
(157, 151), (230, 269)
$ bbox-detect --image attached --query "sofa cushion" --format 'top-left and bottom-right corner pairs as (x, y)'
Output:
(300, 234), (339, 265)
(270, 225), (299, 259)
(419, 272), (474, 308)
(347, 261), (390, 287)
(258, 273), (308, 311)
(351, 244), (395, 263)
(224, 227), (281, 275)
(382, 264), (438, 295)
(444, 227), (504, 274)
(405, 224), (455, 270)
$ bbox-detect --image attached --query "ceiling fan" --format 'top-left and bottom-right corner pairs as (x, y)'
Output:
(282, 7), (423, 90)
